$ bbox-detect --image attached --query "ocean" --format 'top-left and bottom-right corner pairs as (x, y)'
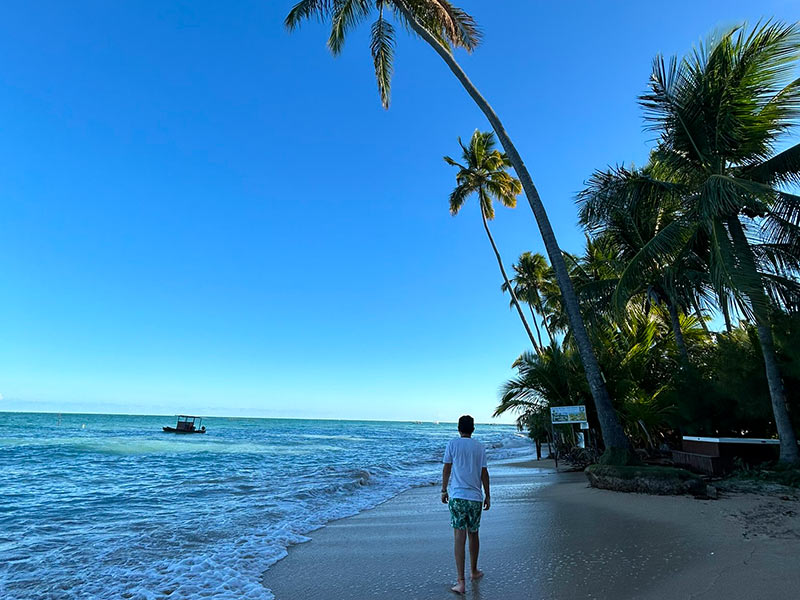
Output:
(0, 412), (532, 600)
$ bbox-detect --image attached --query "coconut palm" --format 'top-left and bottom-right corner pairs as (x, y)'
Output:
(285, 0), (633, 461)
(444, 130), (538, 349)
(496, 307), (691, 448)
(502, 252), (557, 352)
(577, 164), (711, 367)
(621, 22), (800, 463)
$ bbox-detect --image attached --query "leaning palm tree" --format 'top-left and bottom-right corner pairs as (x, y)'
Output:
(621, 22), (800, 463)
(502, 252), (557, 351)
(445, 130), (538, 349)
(285, 0), (633, 461)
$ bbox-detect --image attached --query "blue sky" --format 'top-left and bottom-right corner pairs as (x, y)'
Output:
(1, 1), (798, 423)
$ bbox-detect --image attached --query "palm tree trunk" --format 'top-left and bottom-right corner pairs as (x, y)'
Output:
(480, 210), (539, 351)
(398, 6), (632, 461)
(729, 217), (799, 465)
(666, 299), (690, 367)
(527, 303), (545, 353)
(534, 291), (554, 346)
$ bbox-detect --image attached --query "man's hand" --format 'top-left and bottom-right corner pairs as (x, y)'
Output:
(441, 490), (449, 504)
(483, 496), (490, 511)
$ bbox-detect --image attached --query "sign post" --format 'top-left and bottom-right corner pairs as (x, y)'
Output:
(550, 405), (588, 424)
(550, 405), (589, 466)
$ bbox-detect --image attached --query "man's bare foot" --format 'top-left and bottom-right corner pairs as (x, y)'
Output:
(450, 579), (466, 595)
(471, 570), (484, 581)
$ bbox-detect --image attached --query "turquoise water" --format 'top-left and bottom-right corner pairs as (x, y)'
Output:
(0, 412), (531, 600)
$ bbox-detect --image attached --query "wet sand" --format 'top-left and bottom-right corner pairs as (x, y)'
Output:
(262, 459), (800, 599)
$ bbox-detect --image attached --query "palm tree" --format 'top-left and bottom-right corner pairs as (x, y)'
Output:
(577, 164), (710, 368)
(285, 0), (633, 462)
(502, 252), (557, 352)
(622, 22), (800, 463)
(444, 130), (538, 349)
(496, 307), (689, 449)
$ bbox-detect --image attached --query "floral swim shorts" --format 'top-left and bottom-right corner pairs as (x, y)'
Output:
(448, 497), (482, 532)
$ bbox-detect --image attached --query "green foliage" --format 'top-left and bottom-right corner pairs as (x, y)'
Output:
(444, 130), (521, 220)
(628, 21), (800, 320)
(285, 0), (480, 109)
(538, 21), (800, 460)
(666, 313), (800, 437)
(499, 246), (800, 450)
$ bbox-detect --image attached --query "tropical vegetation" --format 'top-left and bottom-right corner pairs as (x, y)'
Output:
(496, 21), (800, 466)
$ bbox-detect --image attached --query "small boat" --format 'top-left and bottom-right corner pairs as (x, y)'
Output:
(163, 415), (206, 434)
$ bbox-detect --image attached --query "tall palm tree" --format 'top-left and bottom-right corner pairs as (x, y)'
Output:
(444, 130), (538, 349)
(502, 252), (557, 351)
(621, 22), (800, 463)
(285, 0), (633, 462)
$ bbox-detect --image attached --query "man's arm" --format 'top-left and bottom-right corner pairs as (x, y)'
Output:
(481, 467), (490, 510)
(441, 462), (452, 504)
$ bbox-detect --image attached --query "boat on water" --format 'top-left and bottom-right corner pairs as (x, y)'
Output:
(163, 415), (206, 434)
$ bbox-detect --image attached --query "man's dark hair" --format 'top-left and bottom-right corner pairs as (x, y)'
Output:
(458, 415), (475, 435)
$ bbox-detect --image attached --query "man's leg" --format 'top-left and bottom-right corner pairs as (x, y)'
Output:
(468, 530), (483, 580)
(452, 528), (467, 594)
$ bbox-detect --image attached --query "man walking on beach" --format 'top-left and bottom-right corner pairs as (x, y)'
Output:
(441, 415), (490, 595)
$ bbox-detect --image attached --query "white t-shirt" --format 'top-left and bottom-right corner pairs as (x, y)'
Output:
(443, 437), (487, 502)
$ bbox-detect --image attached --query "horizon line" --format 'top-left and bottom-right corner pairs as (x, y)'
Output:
(0, 409), (514, 426)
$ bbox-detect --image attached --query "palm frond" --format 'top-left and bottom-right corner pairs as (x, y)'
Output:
(614, 218), (697, 310)
(328, 0), (372, 55)
(285, 0), (334, 30)
(370, 14), (396, 109)
(398, 0), (481, 53)
(741, 141), (800, 186)
(448, 183), (471, 216)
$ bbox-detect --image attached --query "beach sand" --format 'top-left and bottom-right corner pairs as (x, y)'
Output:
(262, 459), (800, 599)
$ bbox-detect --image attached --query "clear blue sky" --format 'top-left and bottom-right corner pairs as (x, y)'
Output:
(1, 1), (798, 423)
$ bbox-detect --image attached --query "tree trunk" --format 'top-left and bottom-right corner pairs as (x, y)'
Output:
(534, 291), (554, 346)
(666, 299), (690, 368)
(729, 217), (799, 464)
(753, 320), (799, 462)
(527, 303), (545, 352)
(480, 209), (540, 351)
(398, 6), (632, 460)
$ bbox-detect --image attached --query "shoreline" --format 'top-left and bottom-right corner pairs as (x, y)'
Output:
(261, 458), (800, 600)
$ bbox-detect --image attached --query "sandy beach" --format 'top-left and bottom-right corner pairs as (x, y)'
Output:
(262, 459), (800, 600)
